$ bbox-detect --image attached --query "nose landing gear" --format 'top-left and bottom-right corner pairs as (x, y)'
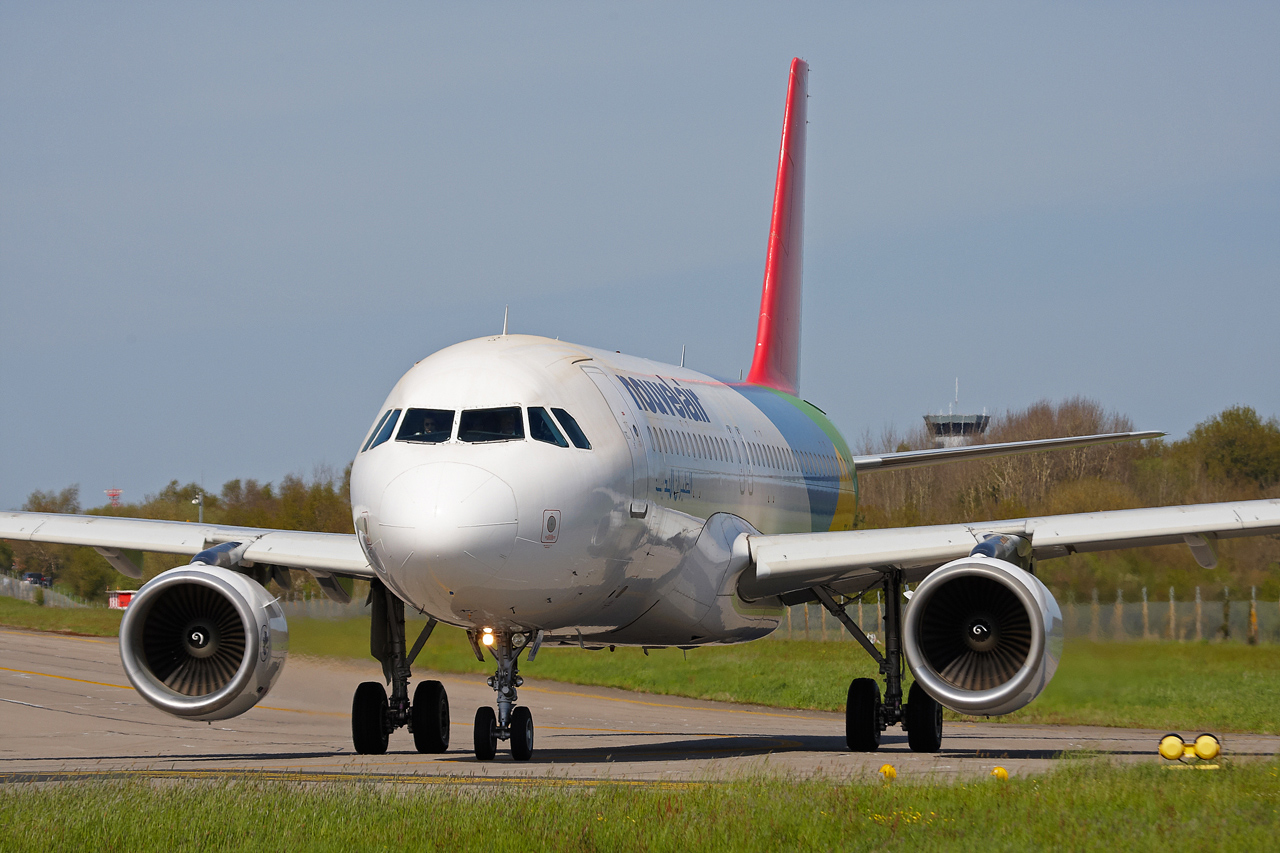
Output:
(351, 579), (451, 755)
(468, 628), (542, 761)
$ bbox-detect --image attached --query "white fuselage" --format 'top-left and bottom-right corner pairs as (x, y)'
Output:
(349, 334), (856, 647)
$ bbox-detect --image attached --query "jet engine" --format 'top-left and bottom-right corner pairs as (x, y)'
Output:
(119, 565), (288, 721)
(902, 555), (1063, 717)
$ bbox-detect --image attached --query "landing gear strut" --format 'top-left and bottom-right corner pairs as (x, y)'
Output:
(351, 579), (450, 755)
(468, 627), (542, 761)
(814, 571), (943, 753)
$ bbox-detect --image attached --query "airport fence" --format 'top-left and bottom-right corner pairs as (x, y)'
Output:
(777, 585), (1280, 645)
(276, 591), (368, 620)
(0, 573), (368, 618)
(0, 575), (94, 609)
(2, 571), (1276, 643)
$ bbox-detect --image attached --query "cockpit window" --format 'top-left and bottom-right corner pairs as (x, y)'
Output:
(396, 408), (455, 444)
(528, 407), (569, 447)
(362, 410), (394, 452)
(366, 409), (402, 451)
(551, 408), (591, 450)
(458, 407), (524, 443)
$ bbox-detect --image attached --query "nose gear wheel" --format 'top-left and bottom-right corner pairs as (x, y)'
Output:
(469, 628), (540, 761)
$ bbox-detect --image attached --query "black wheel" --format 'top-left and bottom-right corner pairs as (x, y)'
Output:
(473, 706), (498, 761)
(905, 681), (943, 753)
(846, 677), (882, 752)
(411, 680), (450, 754)
(352, 681), (389, 755)
(510, 706), (534, 762)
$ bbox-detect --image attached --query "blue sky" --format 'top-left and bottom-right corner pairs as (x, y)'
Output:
(2, 2), (1278, 511)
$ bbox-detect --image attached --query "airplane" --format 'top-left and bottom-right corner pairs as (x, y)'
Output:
(3, 58), (1279, 762)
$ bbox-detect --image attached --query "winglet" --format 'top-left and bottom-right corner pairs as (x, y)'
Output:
(746, 57), (808, 396)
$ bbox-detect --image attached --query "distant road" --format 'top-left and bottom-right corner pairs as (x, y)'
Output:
(2, 628), (1276, 783)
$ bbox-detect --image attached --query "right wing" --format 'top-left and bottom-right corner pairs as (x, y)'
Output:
(0, 511), (374, 579)
(739, 498), (1280, 600)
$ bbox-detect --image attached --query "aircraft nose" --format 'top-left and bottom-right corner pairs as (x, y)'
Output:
(377, 462), (518, 582)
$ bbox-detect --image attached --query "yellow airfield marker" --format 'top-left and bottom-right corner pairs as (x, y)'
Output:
(1158, 733), (1221, 769)
(878, 764), (896, 781)
(990, 767), (1008, 781)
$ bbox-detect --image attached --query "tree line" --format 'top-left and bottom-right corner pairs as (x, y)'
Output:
(3, 403), (1279, 604)
(2, 466), (352, 601)
(855, 400), (1280, 601)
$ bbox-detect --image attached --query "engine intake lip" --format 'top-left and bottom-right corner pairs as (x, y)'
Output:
(119, 566), (262, 719)
(903, 557), (1046, 716)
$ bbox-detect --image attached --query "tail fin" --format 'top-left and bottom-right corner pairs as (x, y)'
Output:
(746, 57), (808, 396)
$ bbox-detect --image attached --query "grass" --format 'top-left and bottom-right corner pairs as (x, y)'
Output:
(295, 618), (1280, 735)
(1, 762), (1277, 851)
(6, 598), (1280, 733)
(0, 595), (122, 636)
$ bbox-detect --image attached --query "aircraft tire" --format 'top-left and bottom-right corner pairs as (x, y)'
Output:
(905, 681), (943, 753)
(510, 706), (534, 761)
(411, 680), (450, 754)
(846, 677), (882, 752)
(352, 681), (390, 755)
(473, 706), (498, 761)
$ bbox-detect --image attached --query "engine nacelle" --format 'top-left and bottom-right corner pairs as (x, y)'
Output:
(903, 556), (1062, 717)
(119, 565), (288, 721)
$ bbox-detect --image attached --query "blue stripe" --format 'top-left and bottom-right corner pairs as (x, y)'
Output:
(727, 384), (840, 532)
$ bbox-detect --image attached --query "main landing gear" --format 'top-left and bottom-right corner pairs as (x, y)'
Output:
(813, 571), (944, 754)
(467, 627), (544, 761)
(351, 580), (451, 755)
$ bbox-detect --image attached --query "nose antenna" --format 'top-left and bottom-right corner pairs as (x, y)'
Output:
(502, 305), (508, 336)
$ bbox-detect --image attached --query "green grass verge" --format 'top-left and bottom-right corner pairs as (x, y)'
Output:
(293, 618), (1280, 735)
(2, 762), (1278, 851)
(7, 598), (1280, 733)
(0, 595), (122, 636)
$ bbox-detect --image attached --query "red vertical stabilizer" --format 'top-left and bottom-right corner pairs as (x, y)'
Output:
(745, 57), (808, 396)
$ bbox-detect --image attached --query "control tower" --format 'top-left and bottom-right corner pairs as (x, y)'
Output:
(923, 380), (989, 448)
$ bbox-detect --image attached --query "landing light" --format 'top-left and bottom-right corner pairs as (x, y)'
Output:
(481, 630), (495, 647)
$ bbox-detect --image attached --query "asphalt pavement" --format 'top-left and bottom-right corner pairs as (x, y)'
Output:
(2, 627), (1275, 785)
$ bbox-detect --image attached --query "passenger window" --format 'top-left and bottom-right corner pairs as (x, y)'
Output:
(551, 408), (591, 450)
(367, 409), (402, 451)
(396, 408), (455, 444)
(458, 407), (524, 443)
(362, 410), (394, 452)
(529, 407), (569, 447)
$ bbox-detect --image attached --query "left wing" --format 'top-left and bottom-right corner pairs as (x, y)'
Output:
(739, 498), (1280, 599)
(850, 430), (1162, 472)
(0, 511), (374, 579)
